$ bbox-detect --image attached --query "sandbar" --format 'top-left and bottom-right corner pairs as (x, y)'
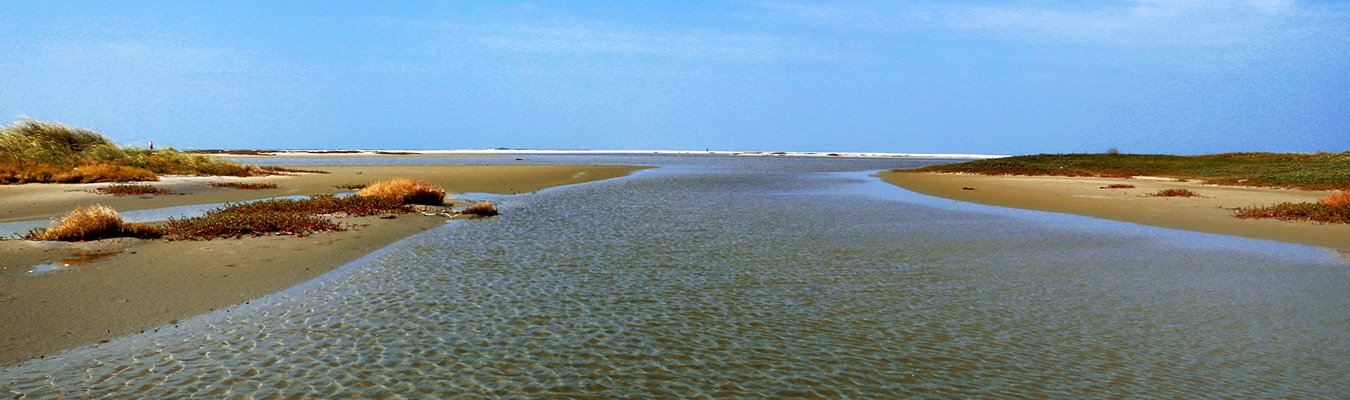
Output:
(0, 164), (648, 365)
(878, 171), (1350, 251)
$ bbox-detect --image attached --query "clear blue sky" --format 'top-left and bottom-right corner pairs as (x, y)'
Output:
(2, 1), (1346, 154)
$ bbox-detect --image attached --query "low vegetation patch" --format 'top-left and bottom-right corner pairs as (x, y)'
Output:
(24, 205), (161, 241)
(357, 178), (445, 205)
(461, 202), (499, 216)
(165, 195), (412, 240)
(209, 182), (278, 190)
(904, 152), (1350, 190)
(1147, 189), (1200, 197)
(334, 183), (367, 190)
(0, 119), (321, 184)
(27, 181), (461, 241)
(1235, 203), (1350, 224)
(256, 166), (329, 175)
(1101, 184), (1136, 189)
(1235, 191), (1350, 224)
(92, 184), (176, 196)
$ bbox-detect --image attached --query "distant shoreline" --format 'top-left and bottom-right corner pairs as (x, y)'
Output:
(195, 149), (1008, 160)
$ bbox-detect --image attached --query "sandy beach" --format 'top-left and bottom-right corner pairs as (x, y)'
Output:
(0, 164), (647, 365)
(878, 171), (1350, 251)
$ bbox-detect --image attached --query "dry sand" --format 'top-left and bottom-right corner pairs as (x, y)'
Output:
(0, 164), (648, 365)
(878, 171), (1350, 251)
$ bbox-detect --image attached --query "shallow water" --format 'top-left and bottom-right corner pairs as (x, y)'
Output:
(3, 156), (1347, 397)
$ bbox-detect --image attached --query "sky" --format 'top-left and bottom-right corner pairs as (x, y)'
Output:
(1, 1), (1346, 155)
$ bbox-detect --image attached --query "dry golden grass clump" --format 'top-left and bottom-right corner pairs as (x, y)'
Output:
(357, 178), (446, 205)
(1320, 191), (1350, 206)
(460, 202), (499, 217)
(25, 205), (161, 241)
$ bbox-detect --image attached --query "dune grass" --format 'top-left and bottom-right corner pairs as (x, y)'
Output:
(904, 152), (1350, 190)
(92, 184), (176, 196)
(357, 178), (446, 205)
(209, 182), (278, 190)
(0, 120), (316, 184)
(24, 205), (162, 241)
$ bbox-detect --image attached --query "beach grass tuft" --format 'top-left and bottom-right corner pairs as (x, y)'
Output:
(209, 182), (278, 190)
(904, 152), (1350, 190)
(357, 178), (446, 205)
(334, 183), (367, 190)
(25, 205), (162, 241)
(1102, 184), (1136, 189)
(1147, 189), (1200, 197)
(461, 202), (499, 217)
(92, 184), (175, 196)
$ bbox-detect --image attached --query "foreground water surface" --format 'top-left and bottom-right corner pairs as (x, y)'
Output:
(4, 155), (1347, 398)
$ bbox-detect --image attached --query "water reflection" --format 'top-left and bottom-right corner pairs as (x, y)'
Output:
(26, 249), (124, 275)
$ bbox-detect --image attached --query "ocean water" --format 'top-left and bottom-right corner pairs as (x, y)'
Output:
(3, 155), (1347, 398)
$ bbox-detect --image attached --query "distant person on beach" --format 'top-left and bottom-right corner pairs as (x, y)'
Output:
(149, 141), (154, 150)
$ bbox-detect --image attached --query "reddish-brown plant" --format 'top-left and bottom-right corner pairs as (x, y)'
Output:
(209, 182), (278, 190)
(92, 184), (175, 196)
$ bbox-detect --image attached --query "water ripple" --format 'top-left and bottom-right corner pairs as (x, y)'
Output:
(3, 157), (1347, 398)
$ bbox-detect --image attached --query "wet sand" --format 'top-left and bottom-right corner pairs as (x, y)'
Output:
(0, 164), (648, 365)
(878, 171), (1350, 251)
